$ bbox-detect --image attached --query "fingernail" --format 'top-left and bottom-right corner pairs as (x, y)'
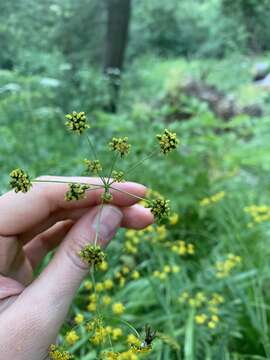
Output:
(92, 205), (123, 247)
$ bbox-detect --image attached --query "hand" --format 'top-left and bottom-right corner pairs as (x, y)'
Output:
(0, 176), (153, 360)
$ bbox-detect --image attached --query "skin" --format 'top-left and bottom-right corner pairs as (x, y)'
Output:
(0, 176), (153, 359)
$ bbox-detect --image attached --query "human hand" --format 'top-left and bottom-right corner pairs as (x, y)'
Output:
(0, 176), (153, 360)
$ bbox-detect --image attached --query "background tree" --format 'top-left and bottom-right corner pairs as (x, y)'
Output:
(104, 0), (132, 113)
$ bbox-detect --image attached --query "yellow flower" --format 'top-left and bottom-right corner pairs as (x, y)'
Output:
(112, 327), (123, 340)
(187, 243), (195, 255)
(172, 265), (180, 273)
(90, 326), (107, 345)
(122, 266), (130, 274)
(211, 315), (219, 323)
(65, 330), (79, 345)
(106, 326), (113, 334)
(131, 270), (140, 280)
(200, 198), (211, 206)
(127, 334), (141, 347)
(169, 213), (179, 225)
(65, 183), (90, 201)
(89, 293), (97, 302)
(65, 111), (89, 134)
(74, 313), (84, 325)
(188, 298), (196, 307)
(156, 129), (179, 154)
(79, 245), (105, 267)
(103, 295), (112, 305)
(49, 345), (73, 360)
(195, 313), (207, 325)
(9, 168), (32, 193)
(163, 265), (171, 273)
(112, 302), (125, 315)
(99, 260), (109, 271)
(95, 282), (104, 292)
(156, 225), (167, 240)
(87, 302), (97, 312)
(84, 280), (93, 290)
(104, 279), (114, 290)
(109, 137), (131, 157)
(178, 244), (186, 256)
(208, 321), (216, 329)
(178, 291), (189, 303)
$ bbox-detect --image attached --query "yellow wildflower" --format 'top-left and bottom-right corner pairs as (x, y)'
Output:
(74, 313), (84, 325)
(131, 270), (140, 280)
(65, 330), (79, 345)
(99, 261), (109, 271)
(169, 213), (179, 225)
(104, 279), (114, 290)
(112, 302), (125, 315)
(195, 313), (207, 325)
(112, 328), (123, 340)
(102, 295), (112, 305)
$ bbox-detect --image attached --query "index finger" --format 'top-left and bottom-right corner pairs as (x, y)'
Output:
(0, 176), (147, 236)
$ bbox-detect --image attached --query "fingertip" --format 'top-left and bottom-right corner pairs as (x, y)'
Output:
(121, 204), (154, 229)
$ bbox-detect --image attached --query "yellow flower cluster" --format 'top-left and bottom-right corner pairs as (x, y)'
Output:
(200, 191), (225, 206)
(65, 183), (90, 201)
(125, 229), (140, 254)
(87, 293), (98, 312)
(99, 260), (109, 272)
(49, 345), (73, 360)
(112, 302), (125, 315)
(215, 253), (241, 278)
(65, 330), (79, 345)
(169, 213), (179, 225)
(9, 168), (32, 193)
(179, 291), (224, 330)
(65, 111), (89, 134)
(90, 325), (107, 345)
(156, 129), (179, 154)
(147, 198), (170, 222)
(109, 137), (131, 157)
(195, 313), (220, 329)
(153, 265), (180, 280)
(114, 264), (141, 287)
(104, 350), (138, 360)
(171, 240), (195, 256)
(84, 159), (102, 174)
(179, 291), (207, 307)
(112, 170), (125, 183)
(244, 205), (270, 227)
(74, 313), (84, 325)
(79, 245), (105, 267)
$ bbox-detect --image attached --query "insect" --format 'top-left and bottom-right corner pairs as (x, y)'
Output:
(139, 324), (156, 349)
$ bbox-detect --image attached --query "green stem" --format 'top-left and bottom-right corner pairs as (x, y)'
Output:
(33, 179), (104, 189)
(94, 201), (105, 247)
(124, 150), (158, 176)
(110, 186), (149, 203)
(86, 133), (107, 186)
(106, 152), (119, 185)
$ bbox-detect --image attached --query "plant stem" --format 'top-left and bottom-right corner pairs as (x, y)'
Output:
(33, 179), (104, 188)
(106, 152), (119, 185)
(124, 149), (158, 176)
(110, 186), (149, 203)
(86, 133), (107, 186)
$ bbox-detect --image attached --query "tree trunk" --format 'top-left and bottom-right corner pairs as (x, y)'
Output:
(104, 0), (131, 113)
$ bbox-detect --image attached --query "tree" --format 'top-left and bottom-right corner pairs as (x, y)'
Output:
(104, 0), (132, 112)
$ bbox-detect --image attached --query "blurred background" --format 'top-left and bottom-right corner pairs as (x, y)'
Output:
(1, 0), (270, 359)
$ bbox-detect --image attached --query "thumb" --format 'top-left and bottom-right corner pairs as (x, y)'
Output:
(24, 205), (123, 328)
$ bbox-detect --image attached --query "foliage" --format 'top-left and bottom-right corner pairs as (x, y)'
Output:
(2, 53), (270, 358)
